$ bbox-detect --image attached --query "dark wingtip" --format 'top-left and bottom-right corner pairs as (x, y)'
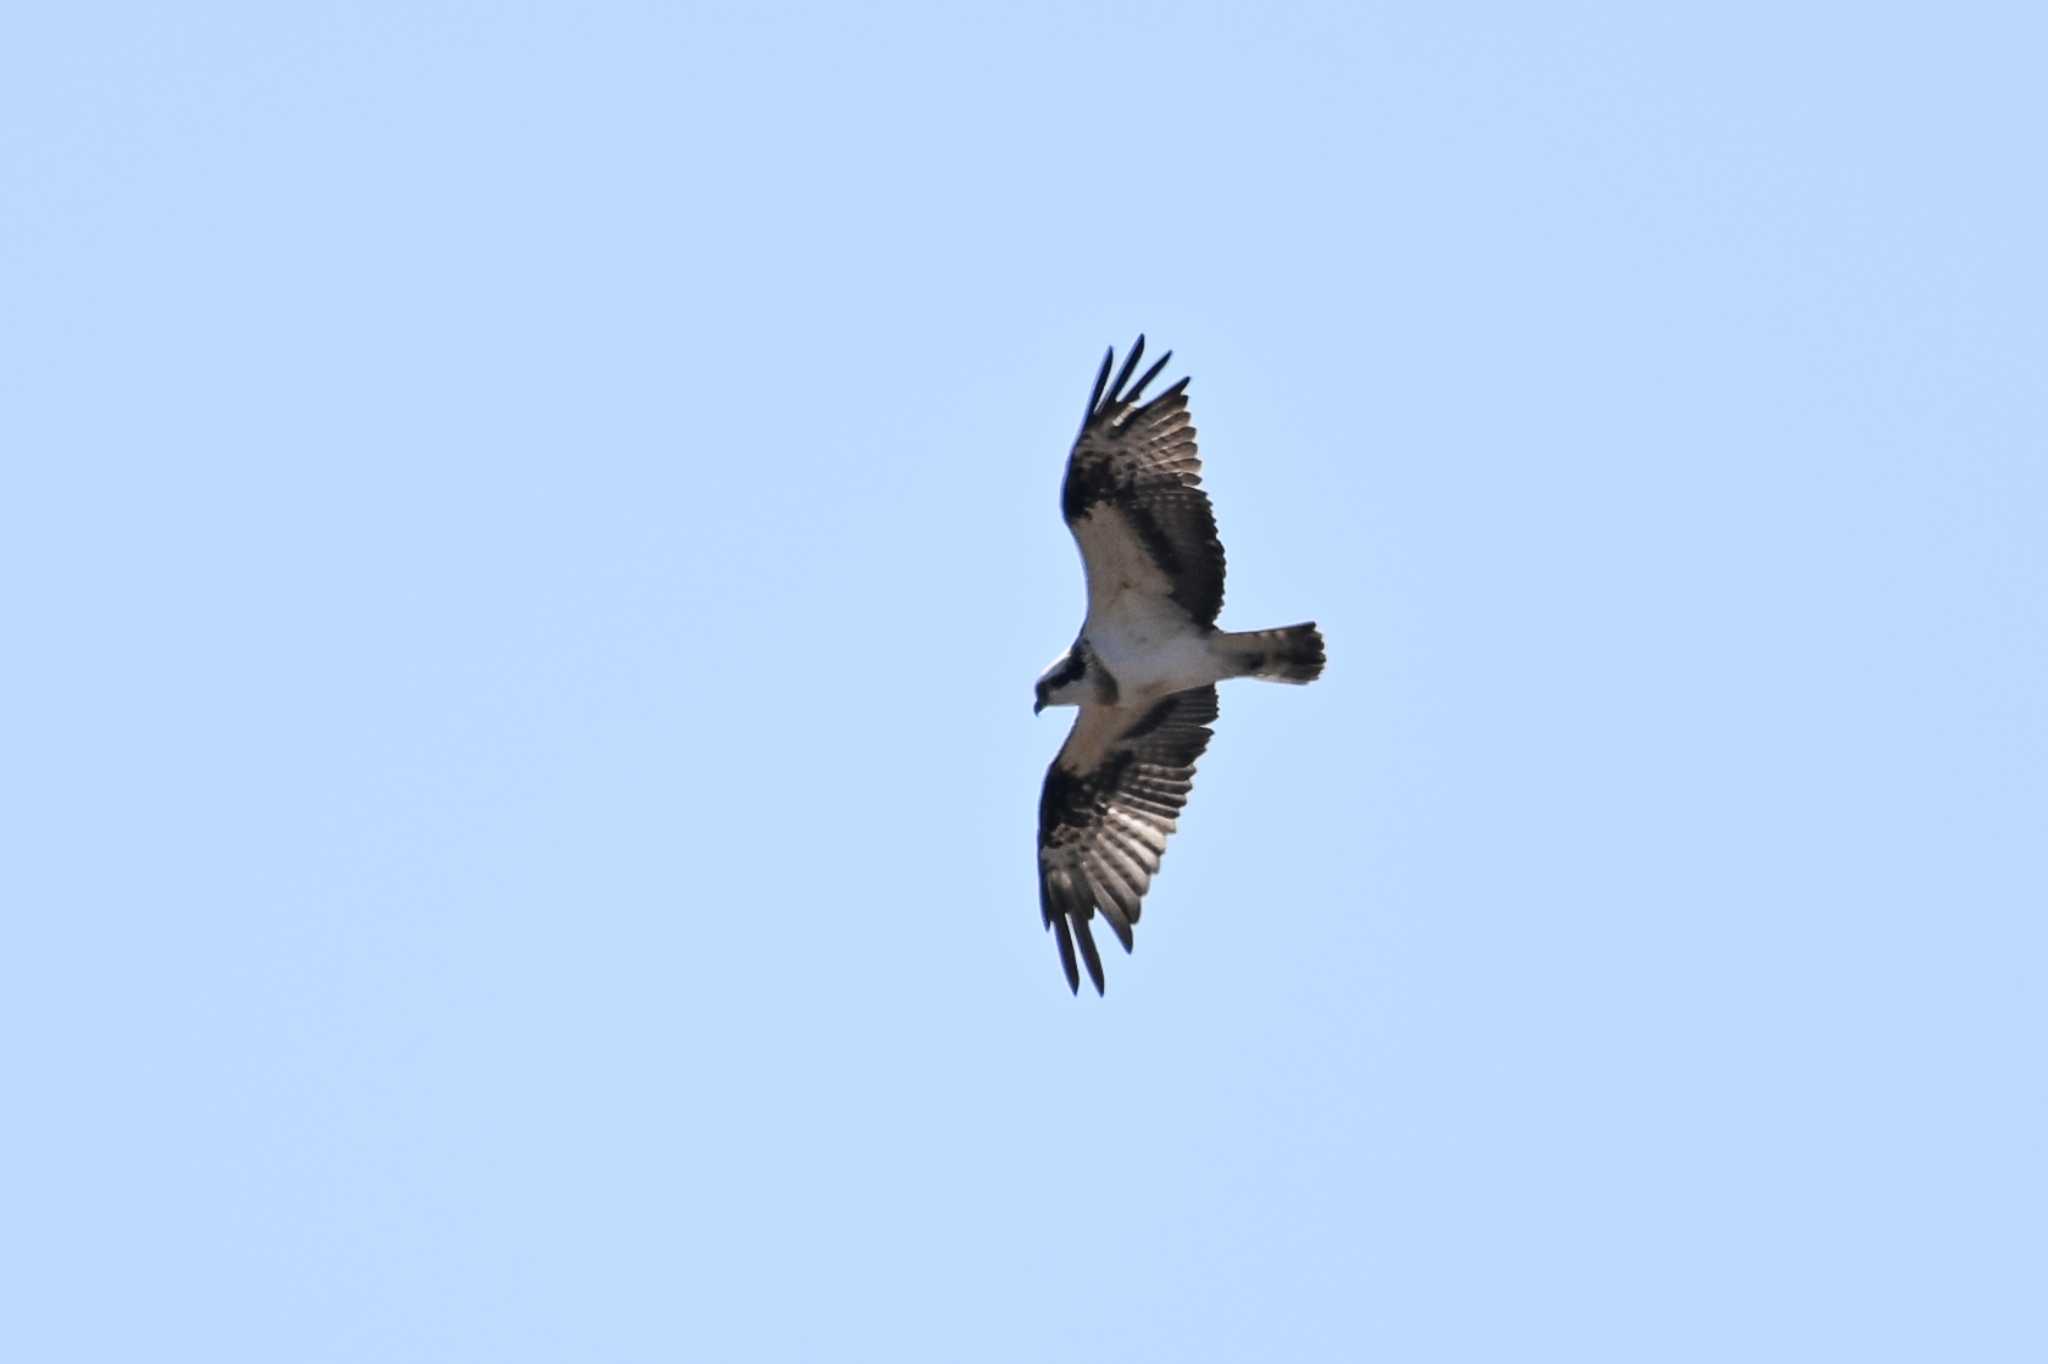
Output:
(1075, 914), (1106, 995)
(1051, 912), (1080, 993)
(1139, 374), (1191, 416)
(1105, 336), (1146, 410)
(1126, 349), (1172, 406)
(1084, 346), (1115, 422)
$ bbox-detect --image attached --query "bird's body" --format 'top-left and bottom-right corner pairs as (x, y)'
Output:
(1033, 337), (1325, 994)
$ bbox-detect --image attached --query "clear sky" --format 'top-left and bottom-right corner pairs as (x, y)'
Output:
(5, 3), (2043, 1360)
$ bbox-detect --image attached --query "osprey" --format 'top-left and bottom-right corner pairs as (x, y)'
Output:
(1034, 337), (1325, 994)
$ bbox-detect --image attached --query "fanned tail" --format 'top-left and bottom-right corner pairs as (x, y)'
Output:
(1217, 622), (1325, 684)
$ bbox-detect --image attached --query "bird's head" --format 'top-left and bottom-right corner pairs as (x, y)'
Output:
(1034, 647), (1089, 715)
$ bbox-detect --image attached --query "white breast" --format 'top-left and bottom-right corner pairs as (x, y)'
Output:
(1087, 600), (1222, 703)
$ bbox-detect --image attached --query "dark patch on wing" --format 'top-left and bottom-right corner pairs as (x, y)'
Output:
(1059, 337), (1227, 627)
(1095, 659), (1119, 706)
(1035, 686), (1220, 994)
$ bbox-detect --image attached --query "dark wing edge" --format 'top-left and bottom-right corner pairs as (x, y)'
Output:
(1060, 337), (1226, 626)
(1036, 686), (1221, 994)
(1079, 334), (1177, 432)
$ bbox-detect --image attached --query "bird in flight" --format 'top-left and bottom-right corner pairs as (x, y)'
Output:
(1034, 337), (1325, 994)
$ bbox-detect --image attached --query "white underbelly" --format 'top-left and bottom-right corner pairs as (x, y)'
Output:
(1087, 611), (1220, 702)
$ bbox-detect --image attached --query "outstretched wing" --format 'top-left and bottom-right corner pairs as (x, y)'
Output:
(1062, 337), (1227, 629)
(1037, 686), (1220, 994)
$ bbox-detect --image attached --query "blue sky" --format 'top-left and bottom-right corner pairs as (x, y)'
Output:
(4, 3), (2043, 1359)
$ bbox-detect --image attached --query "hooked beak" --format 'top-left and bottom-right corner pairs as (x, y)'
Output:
(1033, 698), (1045, 715)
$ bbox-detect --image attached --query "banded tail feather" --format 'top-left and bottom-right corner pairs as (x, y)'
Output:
(1217, 622), (1326, 684)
